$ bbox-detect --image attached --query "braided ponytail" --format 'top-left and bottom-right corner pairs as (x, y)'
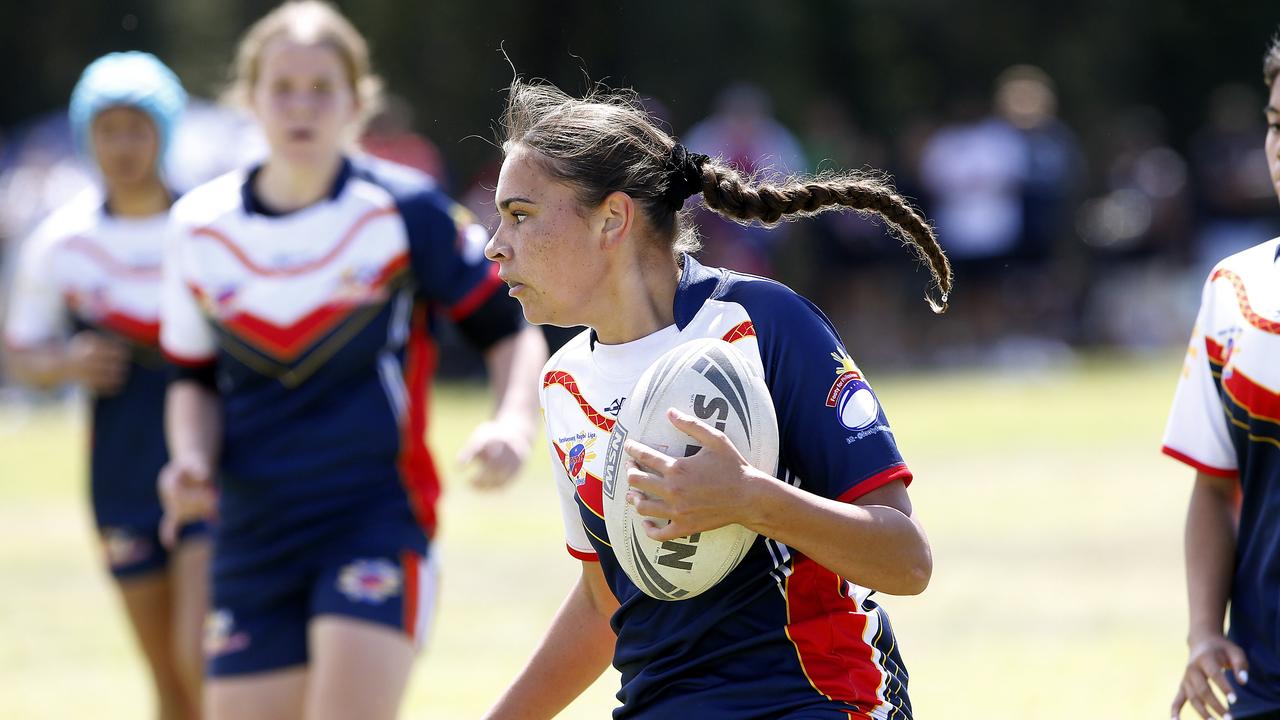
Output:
(501, 78), (952, 312)
(697, 160), (952, 312)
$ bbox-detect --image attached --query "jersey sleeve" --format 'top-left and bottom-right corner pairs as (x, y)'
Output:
(758, 292), (911, 503)
(159, 218), (218, 372)
(539, 389), (599, 561)
(399, 190), (523, 350)
(1162, 278), (1238, 477)
(4, 228), (68, 349)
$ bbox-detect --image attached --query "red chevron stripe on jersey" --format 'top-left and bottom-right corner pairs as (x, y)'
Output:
(784, 556), (886, 712)
(191, 206), (399, 277)
(63, 237), (161, 279)
(721, 320), (756, 343)
(195, 253), (410, 363)
(543, 371), (616, 432)
(1212, 268), (1280, 335)
(398, 303), (441, 535)
(94, 311), (160, 347)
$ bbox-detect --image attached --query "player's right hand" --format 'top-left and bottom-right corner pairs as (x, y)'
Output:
(1171, 633), (1249, 719)
(158, 454), (218, 547)
(66, 330), (131, 395)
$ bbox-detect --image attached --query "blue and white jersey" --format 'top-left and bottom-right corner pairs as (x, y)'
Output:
(540, 256), (913, 719)
(5, 189), (170, 531)
(1164, 238), (1280, 717)
(160, 155), (522, 549)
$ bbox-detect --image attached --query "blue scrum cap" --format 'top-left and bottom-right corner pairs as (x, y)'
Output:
(68, 51), (187, 168)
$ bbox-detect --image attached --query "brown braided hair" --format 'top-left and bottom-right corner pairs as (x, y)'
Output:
(500, 78), (952, 312)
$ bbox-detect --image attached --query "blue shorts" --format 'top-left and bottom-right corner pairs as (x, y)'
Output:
(98, 521), (210, 580)
(205, 509), (434, 677)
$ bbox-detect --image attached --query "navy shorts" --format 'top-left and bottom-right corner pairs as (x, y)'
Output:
(98, 521), (210, 580)
(205, 510), (435, 677)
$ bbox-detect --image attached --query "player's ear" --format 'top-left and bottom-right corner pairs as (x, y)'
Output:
(598, 191), (634, 250)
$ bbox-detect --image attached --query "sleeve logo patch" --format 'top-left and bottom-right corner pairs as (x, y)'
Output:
(827, 348), (880, 431)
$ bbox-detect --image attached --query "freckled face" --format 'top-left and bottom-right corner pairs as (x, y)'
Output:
(1267, 79), (1280, 204)
(486, 145), (607, 327)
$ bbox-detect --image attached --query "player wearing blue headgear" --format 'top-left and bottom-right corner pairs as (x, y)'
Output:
(156, 3), (548, 719)
(483, 78), (950, 720)
(4, 51), (205, 719)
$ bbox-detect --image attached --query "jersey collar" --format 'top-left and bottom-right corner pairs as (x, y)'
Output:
(673, 253), (723, 330)
(240, 156), (353, 217)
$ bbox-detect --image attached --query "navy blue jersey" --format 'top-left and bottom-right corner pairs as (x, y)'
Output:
(161, 156), (523, 550)
(1164, 238), (1280, 716)
(541, 256), (912, 719)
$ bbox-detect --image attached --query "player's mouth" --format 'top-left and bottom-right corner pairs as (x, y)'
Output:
(287, 127), (315, 142)
(500, 274), (526, 296)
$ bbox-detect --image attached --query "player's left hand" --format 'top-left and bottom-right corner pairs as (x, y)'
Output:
(624, 408), (768, 541)
(457, 417), (530, 490)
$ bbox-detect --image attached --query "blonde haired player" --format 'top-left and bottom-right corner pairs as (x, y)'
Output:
(1164, 31), (1280, 720)
(156, 2), (547, 718)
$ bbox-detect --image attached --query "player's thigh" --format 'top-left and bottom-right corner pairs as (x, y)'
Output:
(304, 615), (415, 720)
(116, 569), (180, 679)
(206, 667), (307, 720)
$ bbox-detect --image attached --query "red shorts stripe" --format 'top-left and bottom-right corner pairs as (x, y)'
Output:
(401, 550), (421, 640)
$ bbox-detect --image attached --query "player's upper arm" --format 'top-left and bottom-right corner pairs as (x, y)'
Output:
(580, 560), (619, 619)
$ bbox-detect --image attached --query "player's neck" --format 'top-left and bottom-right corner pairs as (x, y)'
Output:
(255, 154), (344, 214)
(105, 177), (171, 217)
(591, 252), (680, 345)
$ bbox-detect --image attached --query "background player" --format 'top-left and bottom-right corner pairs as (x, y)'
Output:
(3, 53), (206, 719)
(155, 3), (547, 718)
(1164, 31), (1280, 720)
(482, 79), (950, 719)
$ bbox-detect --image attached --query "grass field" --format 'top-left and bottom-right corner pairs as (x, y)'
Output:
(0, 350), (1198, 718)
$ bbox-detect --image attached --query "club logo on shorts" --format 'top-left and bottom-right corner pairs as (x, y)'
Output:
(337, 559), (403, 604)
(100, 527), (153, 569)
(556, 432), (598, 486)
(203, 609), (250, 658)
(827, 348), (880, 431)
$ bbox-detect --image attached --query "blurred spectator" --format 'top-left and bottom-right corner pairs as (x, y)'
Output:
(684, 82), (807, 276)
(360, 93), (447, 185)
(995, 65), (1085, 262)
(1188, 83), (1280, 268)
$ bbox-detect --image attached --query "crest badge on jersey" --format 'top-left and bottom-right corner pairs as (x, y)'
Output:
(827, 348), (880, 431)
(337, 558), (403, 604)
(556, 432), (598, 487)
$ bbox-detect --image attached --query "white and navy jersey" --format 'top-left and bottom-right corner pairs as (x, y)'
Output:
(1163, 238), (1280, 717)
(4, 190), (170, 525)
(160, 156), (522, 545)
(540, 256), (912, 719)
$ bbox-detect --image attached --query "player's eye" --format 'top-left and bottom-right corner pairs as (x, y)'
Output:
(511, 211), (528, 225)
(313, 79), (332, 94)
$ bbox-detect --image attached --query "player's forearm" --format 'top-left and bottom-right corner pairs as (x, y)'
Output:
(746, 475), (931, 595)
(483, 324), (547, 432)
(165, 380), (222, 464)
(4, 345), (71, 389)
(484, 572), (615, 720)
(1185, 472), (1238, 642)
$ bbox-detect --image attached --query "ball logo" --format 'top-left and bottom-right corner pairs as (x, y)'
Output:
(826, 348), (879, 430)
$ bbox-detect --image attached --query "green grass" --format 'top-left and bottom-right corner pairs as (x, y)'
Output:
(0, 351), (1198, 718)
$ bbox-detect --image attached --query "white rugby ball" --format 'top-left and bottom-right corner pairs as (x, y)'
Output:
(601, 337), (779, 601)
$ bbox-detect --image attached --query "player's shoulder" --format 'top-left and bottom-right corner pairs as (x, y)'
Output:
(711, 266), (831, 335)
(20, 189), (103, 256)
(1211, 237), (1280, 279)
(170, 168), (250, 226)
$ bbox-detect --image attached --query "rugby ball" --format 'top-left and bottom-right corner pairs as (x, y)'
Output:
(601, 337), (779, 601)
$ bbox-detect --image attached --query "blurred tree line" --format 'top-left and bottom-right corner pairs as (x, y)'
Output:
(3, 0), (1278, 187)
